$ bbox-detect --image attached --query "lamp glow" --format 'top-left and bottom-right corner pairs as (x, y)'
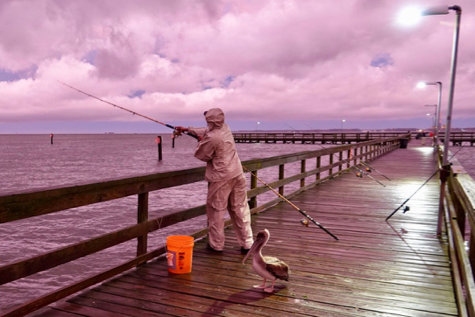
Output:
(398, 7), (422, 25)
(416, 82), (427, 89)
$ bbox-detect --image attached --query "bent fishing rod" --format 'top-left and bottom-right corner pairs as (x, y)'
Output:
(385, 147), (464, 221)
(242, 166), (339, 241)
(58, 81), (198, 140)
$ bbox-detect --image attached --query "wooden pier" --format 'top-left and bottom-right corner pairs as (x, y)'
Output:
(29, 141), (456, 316)
(1, 135), (474, 316)
(232, 132), (406, 144)
(233, 131), (475, 146)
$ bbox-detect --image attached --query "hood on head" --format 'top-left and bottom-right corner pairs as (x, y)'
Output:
(204, 108), (225, 130)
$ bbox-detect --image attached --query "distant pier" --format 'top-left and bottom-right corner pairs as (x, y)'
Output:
(233, 131), (475, 146)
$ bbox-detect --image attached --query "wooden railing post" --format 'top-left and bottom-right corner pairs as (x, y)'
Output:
(279, 164), (285, 195)
(338, 151), (343, 172)
(346, 149), (351, 169)
(470, 233), (475, 273)
(301, 159), (306, 188)
(329, 154), (334, 176)
(316, 156), (321, 181)
(250, 171), (257, 209)
(137, 192), (149, 258)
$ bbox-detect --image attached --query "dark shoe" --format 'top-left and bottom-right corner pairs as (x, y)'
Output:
(206, 243), (223, 253)
(241, 247), (251, 254)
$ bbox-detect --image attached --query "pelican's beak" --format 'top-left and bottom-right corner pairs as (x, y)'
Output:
(242, 235), (263, 264)
(242, 242), (257, 264)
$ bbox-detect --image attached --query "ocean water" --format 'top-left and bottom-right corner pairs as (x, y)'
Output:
(0, 133), (335, 312)
(0, 134), (473, 312)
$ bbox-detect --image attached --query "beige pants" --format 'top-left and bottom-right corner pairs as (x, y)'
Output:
(206, 174), (254, 251)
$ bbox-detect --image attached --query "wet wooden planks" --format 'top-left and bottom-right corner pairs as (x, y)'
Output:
(37, 144), (458, 316)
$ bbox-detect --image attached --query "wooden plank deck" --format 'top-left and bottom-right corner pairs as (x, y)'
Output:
(33, 143), (458, 317)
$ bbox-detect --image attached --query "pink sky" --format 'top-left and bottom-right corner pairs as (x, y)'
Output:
(0, 0), (474, 133)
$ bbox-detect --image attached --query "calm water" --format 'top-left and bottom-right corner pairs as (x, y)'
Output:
(0, 134), (474, 312)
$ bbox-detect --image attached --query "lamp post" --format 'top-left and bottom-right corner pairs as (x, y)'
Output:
(400, 5), (462, 236)
(419, 6), (462, 167)
(341, 119), (345, 133)
(418, 81), (442, 143)
(256, 121), (260, 131)
(425, 105), (437, 132)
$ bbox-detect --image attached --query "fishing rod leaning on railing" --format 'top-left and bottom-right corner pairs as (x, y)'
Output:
(385, 147), (464, 221)
(242, 166), (339, 241)
(315, 142), (389, 187)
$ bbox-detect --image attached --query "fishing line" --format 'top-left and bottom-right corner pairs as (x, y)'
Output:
(385, 146), (464, 221)
(58, 81), (198, 140)
(242, 166), (339, 241)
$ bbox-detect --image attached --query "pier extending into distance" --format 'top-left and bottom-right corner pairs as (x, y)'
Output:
(1, 133), (475, 316)
(233, 131), (475, 146)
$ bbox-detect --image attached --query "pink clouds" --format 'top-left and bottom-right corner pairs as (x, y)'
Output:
(0, 0), (474, 131)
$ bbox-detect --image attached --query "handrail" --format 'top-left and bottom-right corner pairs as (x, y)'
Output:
(232, 131), (475, 146)
(232, 132), (408, 144)
(439, 148), (475, 317)
(0, 135), (405, 316)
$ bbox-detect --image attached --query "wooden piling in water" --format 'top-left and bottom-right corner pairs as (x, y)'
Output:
(155, 136), (162, 161)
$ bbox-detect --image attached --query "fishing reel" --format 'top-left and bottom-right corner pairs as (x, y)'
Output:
(355, 172), (363, 178)
(300, 219), (309, 227)
(365, 167), (371, 173)
(402, 206), (410, 213)
(173, 129), (184, 138)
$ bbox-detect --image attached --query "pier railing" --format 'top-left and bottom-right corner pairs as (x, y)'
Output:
(0, 135), (406, 316)
(439, 131), (475, 146)
(441, 149), (475, 316)
(232, 131), (475, 146)
(232, 131), (409, 144)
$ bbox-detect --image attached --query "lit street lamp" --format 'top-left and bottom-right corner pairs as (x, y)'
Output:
(399, 5), (462, 235)
(425, 105), (437, 132)
(417, 81), (442, 143)
(420, 6), (461, 167)
(341, 119), (346, 133)
(256, 121), (260, 131)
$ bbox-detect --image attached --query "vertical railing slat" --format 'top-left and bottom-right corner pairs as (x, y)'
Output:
(137, 192), (149, 257)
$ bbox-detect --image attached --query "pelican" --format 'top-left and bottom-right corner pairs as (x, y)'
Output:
(242, 229), (290, 293)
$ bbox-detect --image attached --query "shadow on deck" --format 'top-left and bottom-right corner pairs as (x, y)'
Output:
(35, 143), (457, 317)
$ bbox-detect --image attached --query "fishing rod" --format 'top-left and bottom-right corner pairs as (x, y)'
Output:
(58, 81), (198, 140)
(314, 142), (387, 187)
(385, 147), (464, 221)
(242, 166), (339, 241)
(348, 149), (391, 181)
(351, 165), (386, 187)
(360, 161), (391, 181)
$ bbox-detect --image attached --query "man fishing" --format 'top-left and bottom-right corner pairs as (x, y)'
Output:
(176, 108), (254, 253)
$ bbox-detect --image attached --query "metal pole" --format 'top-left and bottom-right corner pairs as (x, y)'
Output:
(442, 6), (461, 166)
(435, 82), (442, 144)
(438, 6), (461, 235)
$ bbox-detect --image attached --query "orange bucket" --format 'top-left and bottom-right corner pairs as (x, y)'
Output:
(166, 236), (194, 274)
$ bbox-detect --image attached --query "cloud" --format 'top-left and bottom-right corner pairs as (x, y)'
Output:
(0, 0), (474, 131)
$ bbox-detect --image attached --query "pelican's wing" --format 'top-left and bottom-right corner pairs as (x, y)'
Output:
(264, 256), (290, 281)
